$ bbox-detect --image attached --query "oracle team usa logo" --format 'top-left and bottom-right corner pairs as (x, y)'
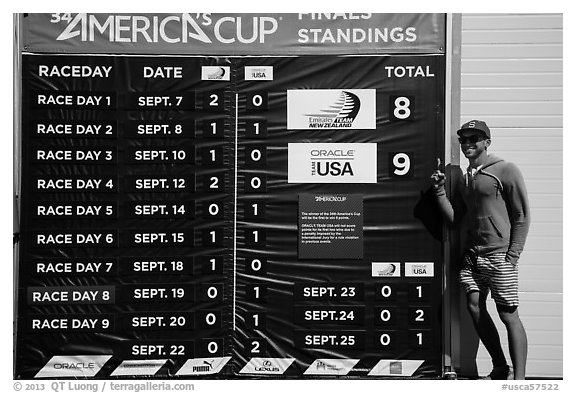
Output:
(287, 89), (376, 130)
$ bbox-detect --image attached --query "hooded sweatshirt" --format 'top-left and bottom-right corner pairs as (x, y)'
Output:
(435, 155), (530, 264)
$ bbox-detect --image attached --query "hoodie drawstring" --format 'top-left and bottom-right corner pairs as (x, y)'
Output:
(478, 169), (504, 197)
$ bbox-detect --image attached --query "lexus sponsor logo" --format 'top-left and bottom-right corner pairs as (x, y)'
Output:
(239, 357), (295, 375)
(288, 143), (377, 183)
(201, 66), (230, 81)
(405, 262), (434, 277)
(372, 262), (401, 277)
(287, 89), (376, 130)
(256, 360), (279, 372)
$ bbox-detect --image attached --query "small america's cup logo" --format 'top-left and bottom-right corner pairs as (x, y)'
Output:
(306, 91), (361, 128)
(207, 67), (226, 79)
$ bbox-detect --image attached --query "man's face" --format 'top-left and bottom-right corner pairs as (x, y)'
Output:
(459, 130), (490, 160)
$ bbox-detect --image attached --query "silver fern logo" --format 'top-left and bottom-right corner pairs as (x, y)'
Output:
(306, 91), (361, 128)
(201, 66), (230, 81)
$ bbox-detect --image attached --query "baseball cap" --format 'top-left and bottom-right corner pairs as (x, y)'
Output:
(457, 120), (491, 139)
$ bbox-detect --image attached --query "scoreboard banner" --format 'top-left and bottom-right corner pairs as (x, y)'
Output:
(21, 13), (445, 55)
(15, 14), (447, 380)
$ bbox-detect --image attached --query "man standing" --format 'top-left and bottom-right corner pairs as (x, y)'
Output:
(431, 120), (530, 380)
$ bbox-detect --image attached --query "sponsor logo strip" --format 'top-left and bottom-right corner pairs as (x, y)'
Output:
(35, 355), (112, 378)
(368, 359), (425, 377)
(245, 66), (273, 81)
(176, 357), (231, 376)
(304, 359), (359, 376)
(110, 359), (167, 376)
(405, 262), (434, 277)
(201, 66), (230, 81)
(239, 357), (295, 375)
(372, 262), (401, 277)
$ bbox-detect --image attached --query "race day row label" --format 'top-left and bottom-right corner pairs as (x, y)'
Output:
(32, 121), (117, 138)
(34, 176), (117, 192)
(27, 286), (115, 305)
(27, 257), (195, 276)
(32, 92), (116, 108)
(27, 284), (199, 305)
(30, 121), (196, 138)
(32, 201), (195, 219)
(34, 148), (117, 164)
(25, 312), (210, 332)
(27, 314), (114, 332)
(33, 202), (117, 219)
(31, 92), (200, 110)
(32, 147), (196, 164)
(28, 230), (195, 247)
(32, 175), (198, 192)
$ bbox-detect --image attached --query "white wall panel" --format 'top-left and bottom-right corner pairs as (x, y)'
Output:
(459, 13), (563, 379)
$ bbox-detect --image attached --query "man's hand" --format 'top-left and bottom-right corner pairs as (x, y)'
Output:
(430, 158), (446, 189)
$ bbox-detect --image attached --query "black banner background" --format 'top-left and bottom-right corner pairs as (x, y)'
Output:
(16, 54), (444, 379)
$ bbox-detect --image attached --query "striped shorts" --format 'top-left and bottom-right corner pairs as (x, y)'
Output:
(459, 252), (519, 307)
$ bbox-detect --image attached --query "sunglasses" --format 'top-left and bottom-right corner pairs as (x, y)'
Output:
(458, 135), (486, 144)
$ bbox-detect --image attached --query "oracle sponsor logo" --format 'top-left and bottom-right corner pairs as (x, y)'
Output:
(35, 355), (112, 378)
(405, 262), (434, 277)
(245, 66), (273, 81)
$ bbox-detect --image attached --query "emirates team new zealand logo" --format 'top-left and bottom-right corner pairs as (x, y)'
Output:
(306, 91), (361, 128)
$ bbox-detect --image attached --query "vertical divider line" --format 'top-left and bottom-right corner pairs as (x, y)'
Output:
(233, 92), (239, 331)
